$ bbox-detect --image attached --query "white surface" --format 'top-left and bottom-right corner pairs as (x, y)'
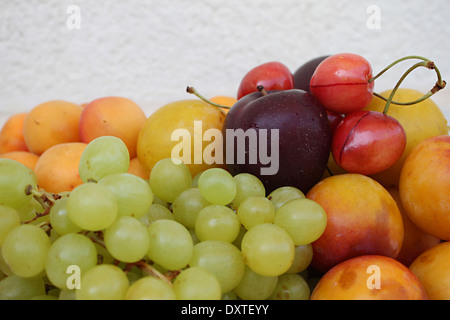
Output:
(1, 0), (450, 127)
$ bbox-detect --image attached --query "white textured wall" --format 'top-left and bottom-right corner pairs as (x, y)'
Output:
(1, 0), (450, 127)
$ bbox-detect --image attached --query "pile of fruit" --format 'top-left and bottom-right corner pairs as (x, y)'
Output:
(0, 53), (449, 300)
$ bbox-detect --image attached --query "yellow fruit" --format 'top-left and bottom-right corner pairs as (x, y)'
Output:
(137, 100), (226, 178)
(364, 88), (448, 187)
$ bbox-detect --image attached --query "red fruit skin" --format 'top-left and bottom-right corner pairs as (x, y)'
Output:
(326, 110), (344, 135)
(332, 110), (407, 176)
(237, 61), (294, 100)
(310, 53), (374, 114)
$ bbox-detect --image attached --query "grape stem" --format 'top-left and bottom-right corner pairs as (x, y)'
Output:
(130, 260), (178, 286)
(369, 55), (446, 109)
(24, 185), (61, 224)
(186, 86), (231, 110)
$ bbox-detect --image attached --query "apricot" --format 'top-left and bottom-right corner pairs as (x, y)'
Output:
(399, 135), (450, 240)
(137, 99), (226, 178)
(209, 95), (237, 114)
(310, 255), (428, 300)
(306, 174), (404, 273)
(387, 187), (440, 266)
(34, 142), (87, 193)
(79, 96), (147, 158)
(23, 101), (82, 155)
(364, 89), (448, 187)
(0, 112), (29, 153)
(409, 241), (450, 300)
(128, 157), (149, 180)
(0, 151), (39, 171)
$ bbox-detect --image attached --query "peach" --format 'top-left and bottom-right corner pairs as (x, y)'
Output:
(399, 135), (450, 240)
(310, 255), (428, 300)
(79, 96), (147, 158)
(34, 142), (87, 194)
(0, 151), (39, 171)
(0, 112), (29, 153)
(409, 241), (450, 300)
(128, 157), (149, 180)
(23, 101), (82, 155)
(306, 174), (404, 273)
(387, 187), (440, 266)
(364, 89), (448, 187)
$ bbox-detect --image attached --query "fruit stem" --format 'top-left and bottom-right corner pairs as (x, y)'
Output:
(186, 86), (231, 110)
(257, 85), (268, 96)
(369, 56), (446, 112)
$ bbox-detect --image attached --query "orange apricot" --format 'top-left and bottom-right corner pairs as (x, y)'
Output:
(387, 187), (440, 266)
(310, 255), (428, 300)
(0, 112), (29, 153)
(409, 241), (450, 300)
(34, 142), (87, 194)
(128, 157), (150, 180)
(0, 151), (39, 171)
(209, 95), (237, 114)
(23, 101), (82, 155)
(399, 135), (450, 240)
(79, 96), (147, 158)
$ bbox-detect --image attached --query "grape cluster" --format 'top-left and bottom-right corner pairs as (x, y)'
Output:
(0, 135), (327, 300)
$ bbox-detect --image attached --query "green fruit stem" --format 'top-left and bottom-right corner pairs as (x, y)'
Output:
(368, 55), (446, 113)
(186, 86), (231, 110)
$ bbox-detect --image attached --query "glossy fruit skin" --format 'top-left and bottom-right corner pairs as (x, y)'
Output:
(364, 89), (449, 187)
(293, 55), (329, 93)
(410, 241), (450, 300)
(237, 62), (294, 100)
(310, 53), (374, 114)
(399, 135), (450, 240)
(137, 99), (226, 178)
(223, 89), (331, 194)
(306, 174), (404, 273)
(331, 110), (406, 176)
(310, 255), (428, 300)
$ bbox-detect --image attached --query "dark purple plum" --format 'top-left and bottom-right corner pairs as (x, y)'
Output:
(223, 88), (331, 194)
(293, 55), (330, 92)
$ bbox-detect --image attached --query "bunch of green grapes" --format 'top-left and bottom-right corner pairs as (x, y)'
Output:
(0, 135), (327, 300)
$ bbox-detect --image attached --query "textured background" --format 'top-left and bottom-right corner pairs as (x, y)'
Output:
(1, 0), (449, 127)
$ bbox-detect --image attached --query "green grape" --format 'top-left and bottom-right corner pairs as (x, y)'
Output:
(232, 225), (247, 250)
(76, 264), (129, 300)
(149, 158), (192, 203)
(189, 240), (245, 293)
(267, 186), (305, 211)
(67, 182), (118, 231)
(45, 233), (97, 289)
(0, 275), (46, 300)
(30, 294), (59, 300)
(191, 171), (202, 187)
(49, 198), (82, 235)
(231, 173), (266, 209)
(125, 276), (176, 300)
(268, 274), (310, 300)
(222, 290), (238, 300)
(2, 224), (51, 278)
(104, 216), (150, 263)
(147, 219), (193, 270)
(237, 196), (275, 230)
(241, 223), (294, 277)
(285, 244), (313, 274)
(173, 266), (221, 300)
(195, 205), (240, 243)
(234, 266), (278, 300)
(0, 205), (21, 246)
(99, 173), (153, 218)
(58, 289), (77, 300)
(79, 136), (130, 183)
(172, 188), (210, 229)
(274, 198), (327, 245)
(197, 168), (237, 205)
(0, 158), (37, 209)
(138, 203), (174, 227)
